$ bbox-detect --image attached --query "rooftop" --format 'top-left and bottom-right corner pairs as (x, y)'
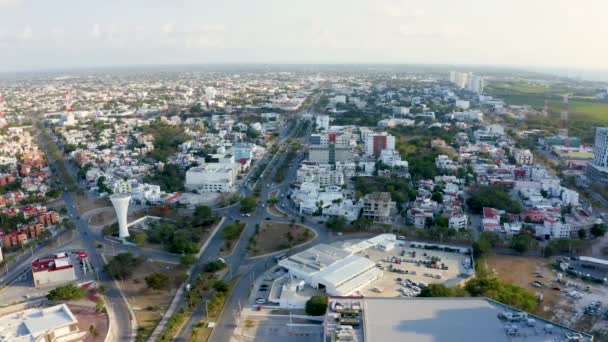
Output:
(278, 244), (352, 275)
(356, 297), (592, 342)
(0, 304), (78, 342)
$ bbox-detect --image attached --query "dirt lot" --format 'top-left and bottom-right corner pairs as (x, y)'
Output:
(69, 304), (109, 342)
(89, 209), (115, 226)
(75, 194), (111, 214)
(267, 205), (288, 218)
(248, 222), (314, 257)
(114, 260), (187, 340)
(487, 254), (608, 339)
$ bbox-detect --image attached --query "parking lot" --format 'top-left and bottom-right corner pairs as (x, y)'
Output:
(235, 312), (323, 342)
(353, 242), (474, 298)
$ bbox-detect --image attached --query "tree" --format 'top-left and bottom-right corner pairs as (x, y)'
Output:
(305, 295), (328, 316)
(431, 191), (444, 204)
(132, 232), (148, 246)
(213, 280), (230, 293)
(240, 196), (257, 213)
(578, 229), (587, 240)
(591, 223), (607, 238)
(205, 260), (226, 273)
(180, 253), (196, 266)
(104, 253), (144, 279)
(479, 231), (500, 247)
(192, 205), (216, 226)
(473, 239), (492, 258)
(267, 197), (279, 206)
(511, 234), (535, 254)
(466, 185), (522, 214)
(434, 216), (449, 228)
(95, 298), (106, 313)
(47, 284), (86, 301)
(145, 272), (170, 290)
(326, 216), (348, 231)
(419, 284), (452, 297)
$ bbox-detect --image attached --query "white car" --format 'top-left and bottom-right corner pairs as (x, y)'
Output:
(255, 298), (266, 304)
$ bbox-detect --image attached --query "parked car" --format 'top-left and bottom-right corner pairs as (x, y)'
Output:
(255, 298), (266, 304)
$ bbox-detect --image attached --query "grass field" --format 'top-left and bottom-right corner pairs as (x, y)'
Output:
(487, 81), (608, 143)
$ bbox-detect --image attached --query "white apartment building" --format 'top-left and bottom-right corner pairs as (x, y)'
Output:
(455, 100), (470, 110)
(561, 188), (580, 207)
(308, 145), (353, 164)
(322, 199), (362, 222)
(513, 149), (534, 165)
(316, 115), (330, 130)
(296, 164), (345, 187)
(545, 220), (572, 239)
(379, 149), (409, 169)
(132, 183), (162, 203)
(111, 179), (132, 194)
(435, 155), (459, 171)
(449, 212), (468, 229)
(185, 163), (238, 192)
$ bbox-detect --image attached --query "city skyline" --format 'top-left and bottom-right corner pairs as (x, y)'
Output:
(1, 0), (607, 73)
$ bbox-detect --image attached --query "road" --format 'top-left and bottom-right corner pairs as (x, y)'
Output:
(173, 99), (326, 342)
(35, 121), (134, 342)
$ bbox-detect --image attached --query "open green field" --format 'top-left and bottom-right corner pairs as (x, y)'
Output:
(487, 81), (608, 143)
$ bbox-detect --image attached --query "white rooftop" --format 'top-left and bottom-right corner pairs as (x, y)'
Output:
(0, 304), (78, 342)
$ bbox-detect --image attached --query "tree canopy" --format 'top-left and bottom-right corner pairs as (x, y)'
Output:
(104, 253), (144, 279)
(47, 284), (86, 301)
(145, 272), (170, 290)
(466, 185), (522, 214)
(305, 295), (328, 316)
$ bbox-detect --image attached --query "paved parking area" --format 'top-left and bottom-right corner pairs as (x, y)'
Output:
(354, 243), (473, 297)
(234, 315), (323, 342)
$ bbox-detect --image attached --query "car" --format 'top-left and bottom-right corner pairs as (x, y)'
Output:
(255, 298), (266, 304)
(265, 217), (271, 220)
(260, 284), (269, 288)
(259, 288), (268, 292)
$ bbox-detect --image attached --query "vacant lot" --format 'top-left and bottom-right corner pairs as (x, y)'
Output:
(248, 222), (314, 257)
(487, 254), (561, 317)
(487, 254), (608, 339)
(113, 260), (187, 341)
(75, 194), (111, 214)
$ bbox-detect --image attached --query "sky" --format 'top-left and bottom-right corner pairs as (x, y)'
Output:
(0, 0), (607, 72)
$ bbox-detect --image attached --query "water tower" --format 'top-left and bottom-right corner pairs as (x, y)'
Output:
(110, 193), (131, 238)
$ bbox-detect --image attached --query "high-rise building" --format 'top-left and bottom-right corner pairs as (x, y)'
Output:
(592, 127), (608, 168)
(449, 71), (484, 93)
(365, 133), (395, 157)
(587, 127), (608, 185)
(110, 193), (131, 238)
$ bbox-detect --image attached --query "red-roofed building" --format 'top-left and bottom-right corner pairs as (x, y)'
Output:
(31, 252), (77, 288)
(482, 207), (502, 232)
(164, 192), (181, 204)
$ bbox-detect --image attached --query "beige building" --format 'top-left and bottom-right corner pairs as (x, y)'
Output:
(362, 192), (393, 222)
(31, 252), (77, 288)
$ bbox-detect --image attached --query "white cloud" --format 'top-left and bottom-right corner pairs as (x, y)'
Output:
(381, 0), (425, 20)
(90, 24), (102, 38)
(160, 23), (226, 48)
(0, 0), (22, 8)
(15, 26), (32, 41)
(50, 27), (66, 42)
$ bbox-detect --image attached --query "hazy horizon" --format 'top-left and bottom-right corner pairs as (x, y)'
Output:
(1, 0), (607, 80)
